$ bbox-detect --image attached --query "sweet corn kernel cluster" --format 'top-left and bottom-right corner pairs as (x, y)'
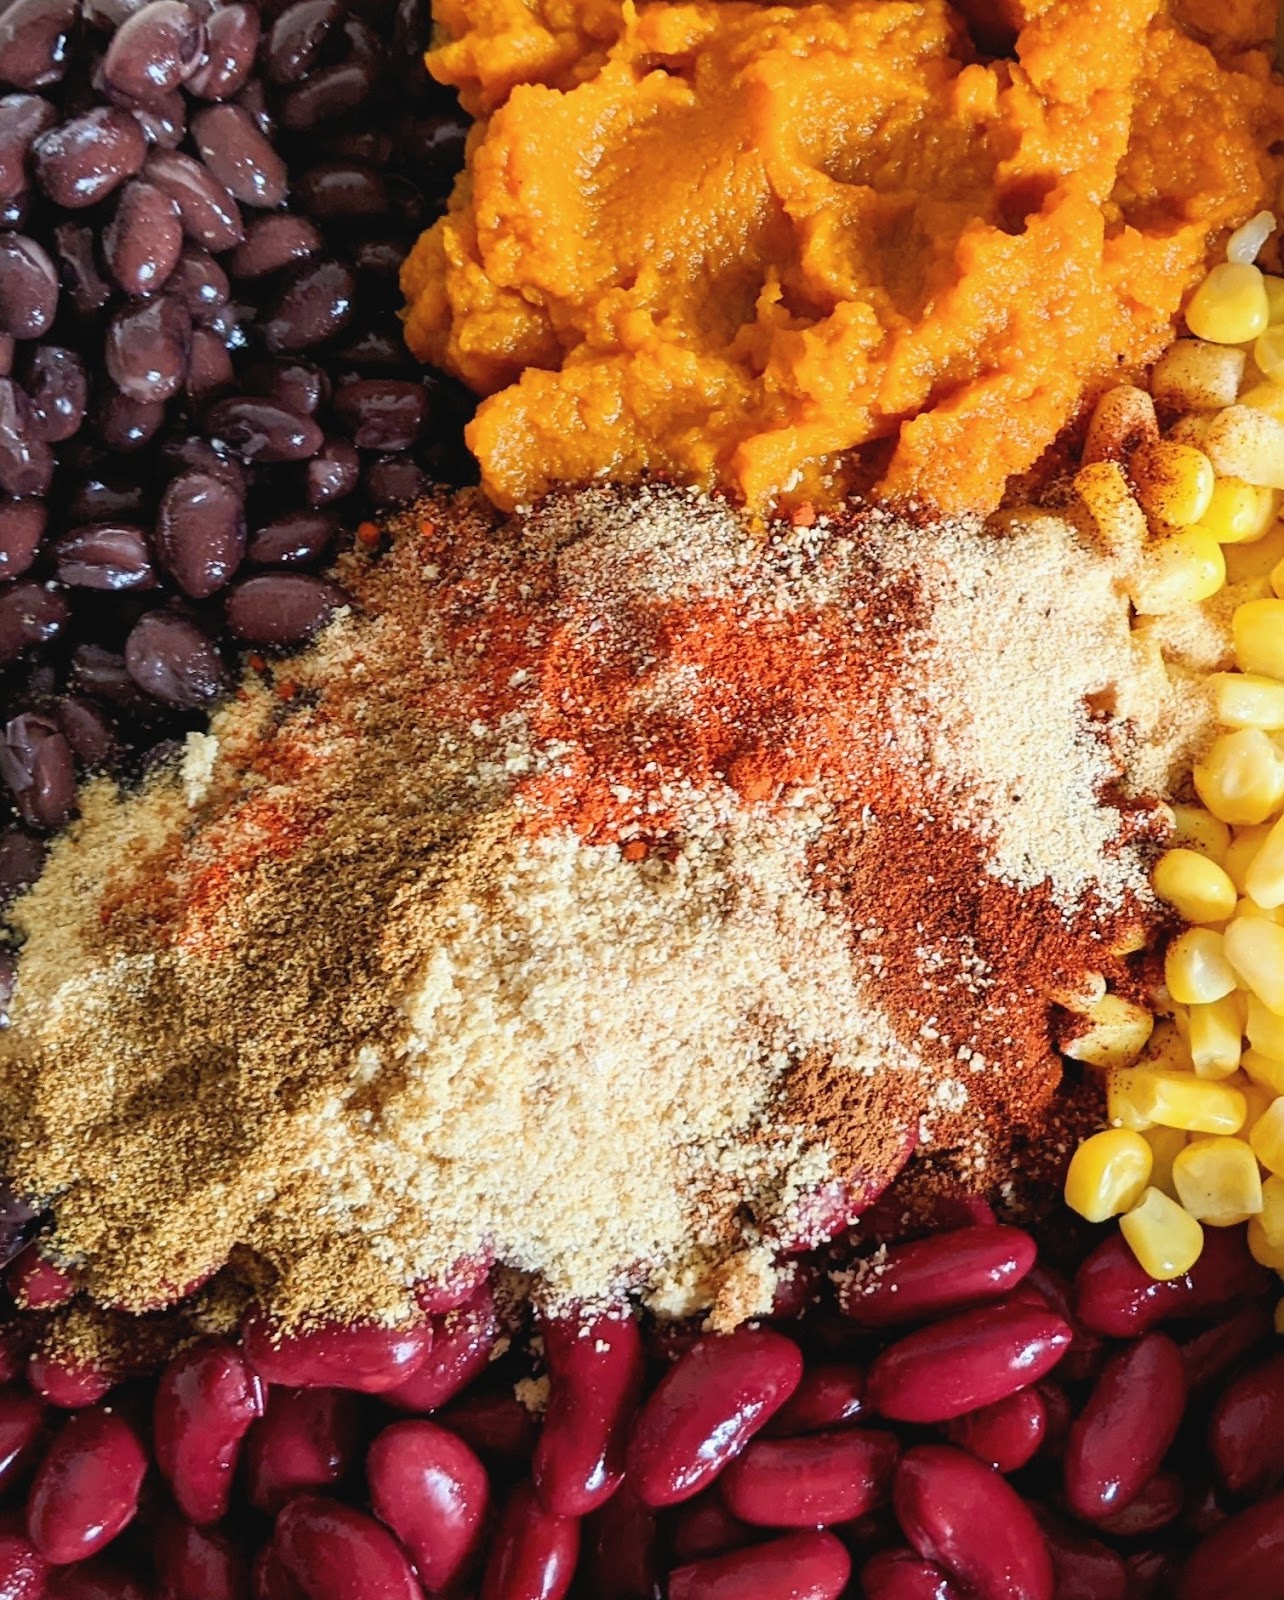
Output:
(1065, 213), (1284, 1301)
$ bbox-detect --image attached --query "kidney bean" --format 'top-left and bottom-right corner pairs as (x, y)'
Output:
(240, 1386), (359, 1514)
(124, 610), (224, 707)
(1178, 1489), (1284, 1600)
(229, 211), (320, 280)
(0, 234), (57, 338)
(1063, 1332), (1185, 1523)
(861, 1548), (965, 1600)
(376, 1282), (499, 1416)
(128, 86), (185, 149)
(762, 1361), (865, 1438)
(46, 1556), (152, 1599)
(103, 178), (182, 295)
(247, 509), (334, 569)
(721, 1426), (899, 1528)
(0, 1509), (47, 1600)
(1182, 1300), (1274, 1397)
(244, 357), (326, 416)
(626, 1327), (803, 1508)
(252, 1543), (306, 1600)
(668, 1529), (850, 1600)
(261, 258), (353, 352)
(480, 1479), (580, 1600)
(0, 1388), (45, 1496)
(155, 470), (244, 598)
(533, 1311), (644, 1518)
(191, 103), (285, 208)
(6, 1247), (75, 1308)
(437, 1388), (538, 1470)
(152, 1338), (263, 1525)
(185, 326), (232, 397)
(0, 0), (73, 90)
(105, 294), (191, 402)
(1, 713), (74, 829)
(165, 247), (232, 321)
(1208, 1351), (1284, 1500)
(414, 1258), (495, 1319)
(0, 379), (52, 495)
(53, 522), (154, 590)
(0, 498), (44, 579)
(154, 1513), (247, 1600)
(224, 572), (345, 645)
(34, 106), (146, 207)
(837, 1226), (1036, 1326)
(103, 1), (204, 103)
(241, 1307), (431, 1393)
(1093, 1469), (1183, 1537)
(204, 397), (321, 462)
(185, 2), (257, 99)
(944, 1387), (1045, 1474)
(1032, 1513), (1127, 1600)
(26, 1405), (147, 1563)
(367, 1419), (489, 1594)
(272, 1495), (421, 1600)
(144, 149), (242, 250)
(24, 346), (85, 441)
(1074, 1227), (1271, 1339)
(94, 389), (164, 450)
(264, 0), (340, 85)
(580, 1485), (657, 1600)
(26, 1351), (112, 1410)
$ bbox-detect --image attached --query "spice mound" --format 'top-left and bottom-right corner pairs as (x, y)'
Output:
(0, 486), (1179, 1331)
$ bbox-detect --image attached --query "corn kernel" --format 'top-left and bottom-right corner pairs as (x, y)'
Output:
(1235, 896), (1284, 924)
(1197, 479), (1281, 546)
(1165, 928), (1238, 1003)
(1243, 1049), (1284, 1096)
(1141, 1018), (1195, 1073)
(1193, 730), (1284, 825)
(1227, 211), (1275, 266)
(1074, 461), (1148, 559)
(1212, 673), (1284, 731)
(1248, 1216), (1284, 1271)
(1057, 992), (1154, 1070)
(1142, 1124), (1187, 1198)
(1261, 1173), (1284, 1244)
(1151, 341), (1245, 411)
(1107, 1066), (1246, 1134)
(1236, 382), (1284, 425)
(1226, 519), (1284, 583)
(1257, 326), (1284, 385)
(1186, 263), (1272, 344)
(1248, 994), (1284, 1058)
(1121, 1187), (1205, 1279)
(1188, 995), (1244, 1079)
(1168, 805), (1231, 863)
(1235, 599), (1284, 679)
(1226, 823), (1273, 892)
(1225, 916), (1284, 1013)
(1048, 971), (1107, 1012)
(1171, 1004), (1191, 1043)
(1152, 849), (1237, 923)
(1132, 441), (1216, 529)
(1267, 274), (1284, 324)
(1172, 1135), (1263, 1225)
(1241, 1077), (1276, 1132)
(1246, 812), (1284, 909)
(1082, 386), (1158, 464)
(1064, 1128), (1153, 1223)
(1170, 413), (1215, 449)
(1253, 1099), (1284, 1175)
(1205, 405), (1284, 490)
(1131, 528), (1226, 614)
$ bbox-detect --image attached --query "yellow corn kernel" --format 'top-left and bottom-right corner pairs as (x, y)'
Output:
(1186, 262), (1271, 344)
(1132, 441), (1216, 529)
(1225, 916), (1284, 1013)
(1235, 599), (1284, 680)
(1142, 1124), (1187, 1198)
(1189, 996), (1244, 1079)
(1172, 1135), (1263, 1225)
(1246, 813), (1284, 908)
(1197, 479), (1281, 546)
(1065, 1128), (1153, 1223)
(1267, 275), (1284, 324)
(1168, 805), (1231, 863)
(1248, 993), (1284, 1058)
(1242, 1049), (1284, 1098)
(1131, 528), (1226, 615)
(1150, 341), (1245, 411)
(1057, 992), (1154, 1070)
(1241, 1077), (1276, 1132)
(1048, 971), (1107, 1012)
(1212, 673), (1284, 731)
(1251, 1096), (1284, 1173)
(1257, 326), (1284, 385)
(1260, 1173), (1284, 1244)
(1171, 1004), (1191, 1043)
(1121, 1187), (1205, 1279)
(1107, 1066), (1246, 1134)
(1193, 730), (1284, 826)
(1225, 823), (1273, 892)
(1235, 896), (1284, 924)
(1074, 461), (1147, 559)
(1239, 382), (1284, 424)
(1152, 849), (1237, 923)
(1205, 405), (1284, 490)
(1226, 519), (1284, 583)
(1141, 1018), (1195, 1074)
(1248, 1216), (1284, 1271)
(1082, 385), (1158, 464)
(1165, 928), (1238, 1004)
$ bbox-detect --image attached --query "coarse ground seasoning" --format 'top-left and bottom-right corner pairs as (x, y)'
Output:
(0, 485), (1204, 1333)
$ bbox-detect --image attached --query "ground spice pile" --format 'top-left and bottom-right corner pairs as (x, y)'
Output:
(0, 486), (1183, 1330)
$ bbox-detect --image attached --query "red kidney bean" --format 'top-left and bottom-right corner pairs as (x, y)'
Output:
(0, 378), (52, 495)
(668, 1529), (851, 1600)
(124, 611), (224, 707)
(144, 149), (242, 250)
(26, 1405), (147, 1564)
(252, 1543), (306, 1600)
(894, 1445), (1052, 1600)
(154, 1512), (247, 1600)
(481, 1478), (580, 1600)
(1063, 1332), (1186, 1523)
(242, 1385), (361, 1515)
(763, 1360), (865, 1437)
(1074, 1227), (1270, 1339)
(837, 1226), (1036, 1326)
(105, 294), (191, 402)
(1178, 1489), (1284, 1600)
(1, 713), (74, 830)
(241, 1308), (431, 1393)
(0, 94), (55, 198)
(0, 581), (66, 664)
(103, 178), (183, 295)
(264, 0), (340, 85)
(1182, 1300), (1274, 1397)
(272, 1495), (421, 1600)
(533, 1311), (644, 1517)
(153, 1337), (263, 1525)
(261, 258), (353, 352)
(720, 1426), (899, 1527)
(0, 1388), (45, 1496)
(205, 397), (321, 462)
(437, 1388), (538, 1469)
(626, 1327), (803, 1508)
(185, 3), (258, 100)
(0, 0), (73, 91)
(47, 1556), (151, 1599)
(367, 1419), (489, 1594)
(248, 509), (334, 569)
(0, 1509), (47, 1600)
(26, 1352), (112, 1410)
(867, 1302), (1070, 1424)
(103, 1), (204, 103)
(0, 234), (57, 338)
(1209, 1351), (1284, 1500)
(0, 498), (44, 579)
(861, 1548), (965, 1600)
(412, 1257), (494, 1317)
(6, 1248), (75, 1308)
(34, 107), (146, 207)
(383, 1280), (500, 1414)
(581, 1484), (657, 1600)
(225, 573), (346, 645)
(1093, 1469), (1183, 1537)
(1032, 1513), (1127, 1600)
(156, 471), (244, 597)
(53, 523), (155, 591)
(668, 1492), (753, 1563)
(945, 1387), (1045, 1474)
(24, 346), (86, 442)
(191, 103), (285, 208)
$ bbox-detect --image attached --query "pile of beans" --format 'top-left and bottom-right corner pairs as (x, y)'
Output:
(2, 1192), (1284, 1599)
(0, 0), (472, 893)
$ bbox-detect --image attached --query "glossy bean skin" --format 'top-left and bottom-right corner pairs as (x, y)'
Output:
(667, 1530), (851, 1600)
(867, 1303), (1070, 1424)
(762, 1360), (864, 1437)
(437, 1389), (538, 1470)
(533, 1312), (644, 1517)
(837, 1227), (1036, 1326)
(0, 1387), (45, 1496)
(153, 1337), (264, 1525)
(1178, 1490), (1284, 1600)
(719, 1426), (899, 1527)
(1063, 1333), (1186, 1522)
(1033, 1513), (1128, 1600)
(123, 612), (224, 708)
(944, 1388), (1045, 1474)
(367, 1419), (489, 1594)
(894, 1445), (1052, 1600)
(242, 1309), (432, 1394)
(6, 1248), (76, 1309)
(155, 471), (244, 597)
(383, 1281), (501, 1414)
(480, 1478), (580, 1600)
(1181, 1300), (1273, 1397)
(1073, 1229), (1271, 1339)
(26, 1352), (112, 1410)
(154, 1512), (248, 1600)
(861, 1548), (965, 1600)
(271, 1495), (421, 1600)
(242, 1385), (362, 1515)
(33, 107), (146, 208)
(26, 1406), (148, 1564)
(1209, 1352), (1284, 1500)
(1093, 1470), (1183, 1536)
(0, 1509), (47, 1600)
(0, 499), (45, 579)
(580, 1485), (657, 1600)
(626, 1327), (803, 1508)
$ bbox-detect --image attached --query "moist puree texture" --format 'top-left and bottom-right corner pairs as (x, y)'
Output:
(401, 0), (1284, 516)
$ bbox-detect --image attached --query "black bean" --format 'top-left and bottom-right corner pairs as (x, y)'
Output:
(0, 188), (28, 225)
(144, 148), (241, 250)
(304, 435), (358, 506)
(264, 0), (340, 85)
(52, 520), (155, 589)
(352, 236), (407, 284)
(184, 322), (232, 398)
(124, 609), (223, 705)
(191, 102), (285, 209)
(102, 176), (183, 295)
(247, 508), (334, 568)
(338, 17), (386, 74)
(279, 61), (373, 133)
(102, 0), (203, 104)
(185, 1), (257, 100)
(155, 468), (243, 596)
(24, 343), (86, 440)
(334, 377), (425, 451)
(127, 86), (184, 146)
(67, 467), (148, 522)
(243, 357), (326, 416)
(0, 580), (66, 664)
(0, 233), (57, 338)
(93, 386), (164, 449)
(0, 826), (45, 906)
(0, 377), (52, 495)
(0, 92), (54, 197)
(0, 334), (10, 376)
(164, 245), (227, 324)
(55, 694), (117, 768)
(225, 571), (344, 645)
(0, 0), (74, 91)
(331, 324), (415, 375)
(0, 496), (43, 578)
(71, 641), (150, 712)
(161, 432), (243, 490)
(83, 0), (150, 31)
(233, 73), (271, 138)
(104, 293), (190, 401)
(295, 159), (388, 223)
(0, 713), (75, 829)
(204, 395), (322, 462)
(53, 220), (111, 315)
(33, 103), (146, 207)
(316, 125), (391, 166)
(227, 210), (319, 281)
(399, 112), (469, 195)
(363, 452), (428, 507)
(261, 257), (352, 352)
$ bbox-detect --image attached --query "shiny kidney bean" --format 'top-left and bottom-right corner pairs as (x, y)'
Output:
(720, 1426), (899, 1528)
(153, 1337), (264, 1525)
(247, 509), (334, 569)
(102, 1), (204, 103)
(1063, 1332), (1186, 1523)
(668, 1529), (850, 1600)
(1032, 1513), (1127, 1600)
(261, 257), (353, 352)
(34, 106), (146, 207)
(6, 1247), (75, 1308)
(1181, 1300), (1274, 1397)
(533, 1311), (644, 1517)
(185, 2), (258, 100)
(944, 1386), (1045, 1474)
(123, 610), (224, 706)
(1074, 1226), (1271, 1339)
(668, 1492), (752, 1563)
(837, 1226), (1036, 1326)
(626, 1327), (803, 1508)
(156, 470), (244, 597)
(224, 572), (346, 645)
(26, 1351), (113, 1410)
(241, 1307), (431, 1393)
(382, 1280), (500, 1415)
(55, 696), (117, 769)
(367, 1419), (489, 1594)
(185, 325), (233, 396)
(436, 1388), (538, 1470)
(128, 87), (186, 149)
(26, 1405), (147, 1563)
(580, 1485), (657, 1600)
(271, 1496), (422, 1600)
(0, 1387), (45, 1495)
(303, 437), (358, 507)
(1178, 1489), (1284, 1600)
(204, 396), (321, 462)
(1093, 1469), (1184, 1537)
(154, 1513), (247, 1600)
(53, 522), (154, 590)
(105, 294), (191, 402)
(1209, 1351), (1284, 1500)
(0, 0), (73, 91)
(0, 581), (66, 664)
(24, 345), (86, 441)
(762, 1360), (865, 1437)
(93, 388), (164, 450)
(894, 1444), (1052, 1600)
(191, 103), (285, 208)
(866, 1302), (1070, 1424)
(1, 713), (75, 829)
(242, 1385), (362, 1515)
(229, 211), (320, 280)
(103, 178), (183, 295)
(0, 234), (57, 338)
(860, 1548), (965, 1600)
(0, 497), (44, 578)
(0, 93), (56, 196)
(0, 1509), (47, 1600)
(144, 149), (242, 250)
(480, 1478), (580, 1600)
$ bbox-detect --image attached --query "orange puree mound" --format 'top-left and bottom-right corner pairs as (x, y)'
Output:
(402, 0), (1284, 517)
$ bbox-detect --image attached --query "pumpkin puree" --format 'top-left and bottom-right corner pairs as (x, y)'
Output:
(402, 0), (1284, 516)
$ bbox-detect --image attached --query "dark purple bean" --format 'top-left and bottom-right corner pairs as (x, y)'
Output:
(93, 387), (164, 450)
(185, 1), (257, 99)
(0, 189), (27, 224)
(280, 61), (374, 133)
(0, 335), (10, 376)
(23, 345), (86, 441)
(352, 237), (408, 284)
(243, 358), (326, 416)
(103, 0), (204, 103)
(71, 642), (153, 714)
(304, 435), (357, 506)
(247, 509), (334, 568)
(104, 294), (190, 402)
(124, 610), (224, 706)
(227, 211), (319, 281)
(317, 125), (391, 165)
(102, 178), (183, 296)
(0, 497), (43, 578)
(184, 324), (232, 398)
(225, 572), (345, 645)
(332, 325), (415, 374)
(338, 16), (386, 72)
(400, 113), (468, 194)
(0, 0), (74, 90)
(295, 160), (388, 222)
(0, 713), (74, 830)
(53, 521), (155, 590)
(0, 234), (57, 339)
(233, 74), (271, 137)
(54, 221), (111, 316)
(262, 257), (352, 353)
(128, 87), (185, 148)
(67, 470), (147, 522)
(0, 580), (65, 664)
(0, 378), (52, 495)
(33, 105), (146, 207)
(364, 454), (428, 507)
(0, 93), (55, 198)
(55, 696), (117, 769)
(156, 470), (244, 597)
(166, 246), (228, 322)
(144, 149), (242, 250)
(334, 378), (426, 452)
(161, 433), (243, 490)
(205, 396), (322, 462)
(191, 102), (285, 209)
(264, 0), (340, 85)
(0, 826), (44, 905)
